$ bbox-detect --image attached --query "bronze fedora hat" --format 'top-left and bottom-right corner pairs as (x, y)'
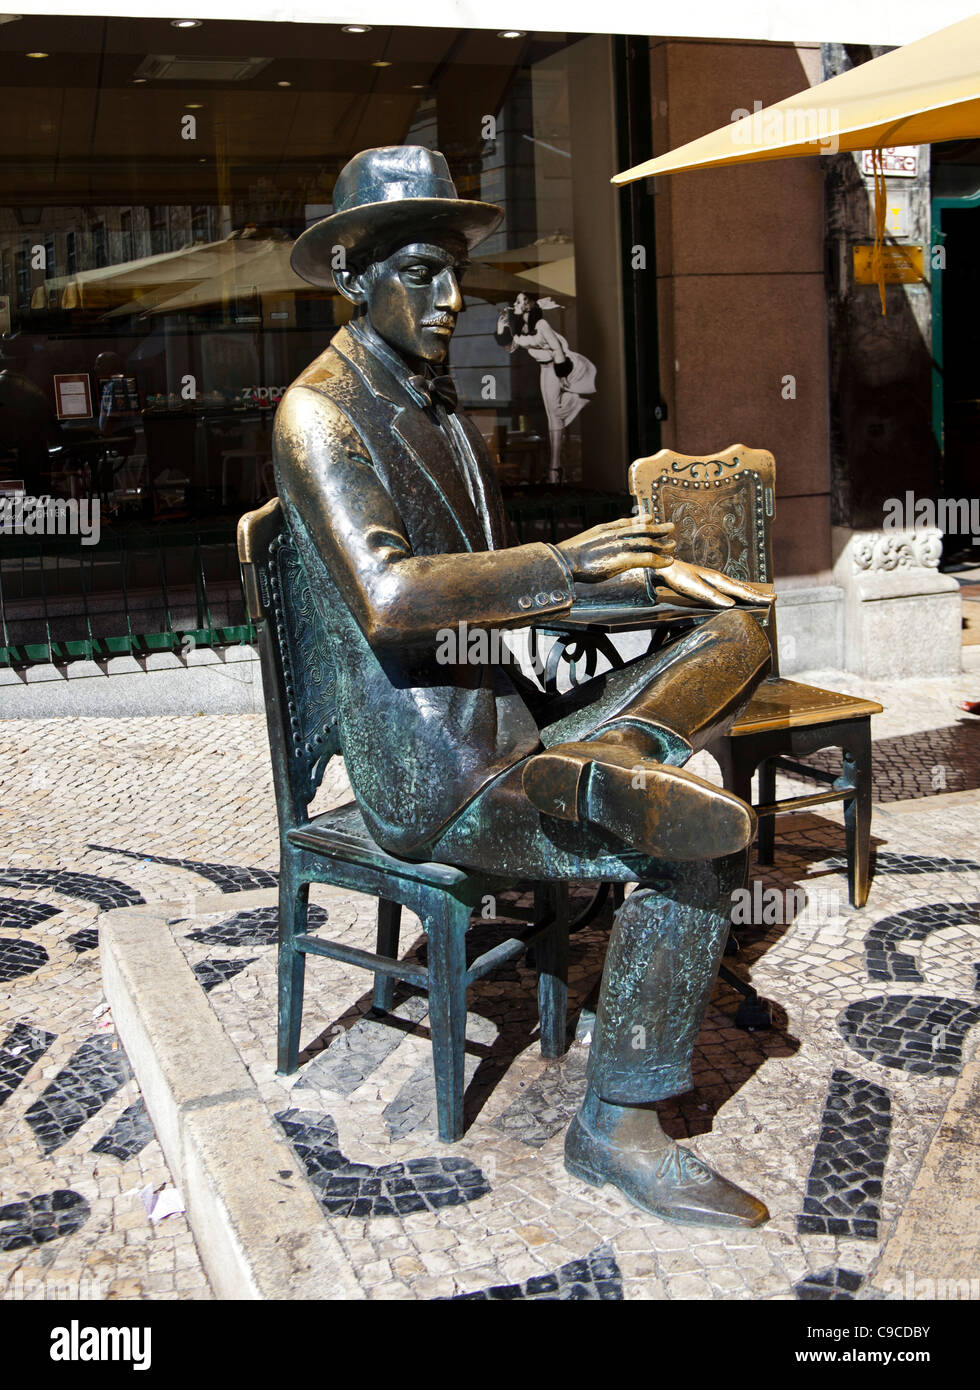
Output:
(291, 145), (504, 287)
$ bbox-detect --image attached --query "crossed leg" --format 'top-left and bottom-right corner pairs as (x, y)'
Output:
(424, 608), (772, 1225)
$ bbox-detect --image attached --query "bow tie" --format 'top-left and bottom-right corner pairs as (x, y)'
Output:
(406, 373), (458, 412)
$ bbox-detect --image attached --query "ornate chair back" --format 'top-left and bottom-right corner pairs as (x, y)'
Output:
(629, 444), (779, 668)
(237, 497), (341, 834)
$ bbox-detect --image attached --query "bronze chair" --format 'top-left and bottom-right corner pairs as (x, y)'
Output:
(630, 445), (881, 909)
(237, 498), (574, 1142)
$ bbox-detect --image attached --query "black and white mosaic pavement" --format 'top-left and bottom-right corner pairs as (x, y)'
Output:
(794, 1267), (866, 1300)
(796, 1071), (891, 1240)
(24, 1034), (132, 1154)
(192, 957), (258, 993)
(864, 902), (980, 983)
(800, 724), (980, 801)
(66, 927), (99, 953)
(0, 937), (49, 982)
(91, 1099), (155, 1162)
(863, 851), (980, 878)
(3, 693), (978, 1300)
(295, 994), (429, 1097)
(0, 898), (61, 931)
(0, 1190), (90, 1252)
(0, 1022), (56, 1107)
(449, 1244), (623, 1300)
(276, 1108), (492, 1218)
(184, 903), (327, 947)
(491, 1047), (588, 1148)
(383, 1008), (498, 1140)
(0, 867), (143, 909)
(838, 995), (980, 1077)
(89, 844), (277, 893)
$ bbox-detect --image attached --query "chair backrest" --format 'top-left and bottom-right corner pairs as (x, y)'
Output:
(238, 497), (341, 832)
(629, 444), (779, 667)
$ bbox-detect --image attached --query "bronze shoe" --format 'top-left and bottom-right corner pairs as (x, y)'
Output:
(523, 740), (755, 860)
(564, 1091), (769, 1228)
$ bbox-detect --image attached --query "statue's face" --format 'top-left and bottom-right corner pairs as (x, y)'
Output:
(360, 237), (467, 366)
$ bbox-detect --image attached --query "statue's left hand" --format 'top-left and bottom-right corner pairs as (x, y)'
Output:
(653, 559), (775, 608)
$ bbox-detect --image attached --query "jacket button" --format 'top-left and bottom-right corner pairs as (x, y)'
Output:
(551, 590), (565, 602)
(518, 595), (532, 609)
(535, 592), (550, 605)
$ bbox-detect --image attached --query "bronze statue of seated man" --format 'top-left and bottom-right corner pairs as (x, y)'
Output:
(274, 145), (774, 1228)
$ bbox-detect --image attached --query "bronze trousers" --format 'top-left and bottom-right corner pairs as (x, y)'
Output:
(423, 606), (770, 1103)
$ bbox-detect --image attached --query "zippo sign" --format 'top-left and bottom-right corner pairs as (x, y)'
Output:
(861, 147), (920, 177)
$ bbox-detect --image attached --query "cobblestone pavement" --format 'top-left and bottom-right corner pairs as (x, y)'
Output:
(1, 657), (978, 1300)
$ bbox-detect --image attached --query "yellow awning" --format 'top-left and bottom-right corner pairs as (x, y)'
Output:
(612, 14), (980, 185)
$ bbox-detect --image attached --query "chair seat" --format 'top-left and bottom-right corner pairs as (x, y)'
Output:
(731, 677), (883, 736)
(286, 800), (472, 889)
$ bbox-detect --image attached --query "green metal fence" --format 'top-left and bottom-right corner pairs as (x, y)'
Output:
(0, 493), (631, 669)
(0, 524), (254, 668)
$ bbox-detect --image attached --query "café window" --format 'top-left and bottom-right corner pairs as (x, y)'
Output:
(0, 16), (637, 536)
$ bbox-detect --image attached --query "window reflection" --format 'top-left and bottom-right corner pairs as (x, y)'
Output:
(0, 19), (625, 530)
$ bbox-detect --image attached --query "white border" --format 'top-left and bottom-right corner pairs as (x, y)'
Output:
(4, 1), (979, 46)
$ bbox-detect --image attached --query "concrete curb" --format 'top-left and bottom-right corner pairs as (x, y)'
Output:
(100, 902), (364, 1300)
(871, 1056), (980, 1298)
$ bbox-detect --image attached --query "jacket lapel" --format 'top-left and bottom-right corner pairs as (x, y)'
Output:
(332, 327), (487, 552)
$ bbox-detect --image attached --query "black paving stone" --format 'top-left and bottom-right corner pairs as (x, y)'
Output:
(24, 1034), (132, 1154)
(447, 1244), (623, 1301)
(91, 1099), (155, 1161)
(0, 937), (49, 982)
(0, 1190), (90, 1251)
(864, 902), (980, 983)
(0, 898), (61, 931)
(859, 852), (979, 875)
(66, 928), (99, 953)
(186, 903), (327, 947)
(0, 868), (143, 909)
(794, 1267), (865, 1301)
(795, 1071), (891, 1241)
(88, 844), (277, 892)
(192, 957), (257, 992)
(276, 1108), (491, 1218)
(839, 995), (980, 1077)
(0, 1022), (56, 1107)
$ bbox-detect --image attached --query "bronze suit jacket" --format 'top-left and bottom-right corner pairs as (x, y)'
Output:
(273, 322), (577, 855)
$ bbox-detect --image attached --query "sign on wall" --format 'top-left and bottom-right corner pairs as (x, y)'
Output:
(53, 373), (93, 420)
(861, 147), (920, 177)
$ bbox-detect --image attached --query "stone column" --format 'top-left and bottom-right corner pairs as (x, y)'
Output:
(822, 43), (960, 677)
(832, 527), (961, 678)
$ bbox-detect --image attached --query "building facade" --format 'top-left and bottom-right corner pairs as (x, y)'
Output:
(0, 9), (975, 713)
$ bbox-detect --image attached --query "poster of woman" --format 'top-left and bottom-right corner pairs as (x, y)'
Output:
(495, 291), (596, 484)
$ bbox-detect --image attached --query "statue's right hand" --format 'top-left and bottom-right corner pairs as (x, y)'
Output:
(557, 516), (676, 582)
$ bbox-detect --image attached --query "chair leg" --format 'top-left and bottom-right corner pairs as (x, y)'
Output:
(423, 895), (471, 1143)
(840, 721), (874, 909)
(713, 736), (762, 860)
(534, 883), (569, 1059)
(713, 735), (756, 806)
(756, 757), (777, 865)
(277, 859), (308, 1076)
(372, 898), (402, 1012)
